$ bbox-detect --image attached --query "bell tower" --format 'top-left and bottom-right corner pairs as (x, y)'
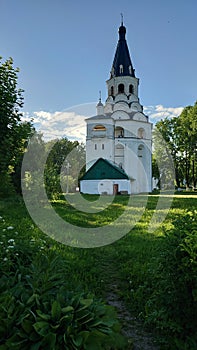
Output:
(104, 18), (143, 115)
(84, 19), (152, 193)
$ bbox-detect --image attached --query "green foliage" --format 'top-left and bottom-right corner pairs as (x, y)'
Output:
(0, 282), (126, 349)
(0, 172), (15, 198)
(152, 154), (159, 182)
(144, 212), (197, 348)
(22, 135), (85, 200)
(44, 139), (85, 197)
(153, 101), (197, 189)
(0, 57), (34, 194)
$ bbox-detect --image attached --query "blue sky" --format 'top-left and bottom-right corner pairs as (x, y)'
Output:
(0, 0), (196, 141)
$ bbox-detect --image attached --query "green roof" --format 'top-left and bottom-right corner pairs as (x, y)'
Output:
(80, 158), (129, 180)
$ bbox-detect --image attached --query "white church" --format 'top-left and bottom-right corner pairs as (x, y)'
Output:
(80, 20), (152, 195)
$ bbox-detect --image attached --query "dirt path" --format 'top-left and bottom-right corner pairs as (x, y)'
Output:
(106, 284), (160, 349)
(100, 258), (160, 349)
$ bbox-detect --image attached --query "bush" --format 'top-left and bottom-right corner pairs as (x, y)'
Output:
(0, 287), (126, 349)
(0, 248), (127, 350)
(144, 211), (197, 349)
(0, 172), (15, 198)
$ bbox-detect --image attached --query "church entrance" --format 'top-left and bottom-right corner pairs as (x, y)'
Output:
(113, 184), (119, 194)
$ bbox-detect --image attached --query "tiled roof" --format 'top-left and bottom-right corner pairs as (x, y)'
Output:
(111, 24), (135, 78)
(80, 157), (130, 180)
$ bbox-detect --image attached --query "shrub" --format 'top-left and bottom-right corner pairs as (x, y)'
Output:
(144, 211), (197, 349)
(0, 289), (127, 349)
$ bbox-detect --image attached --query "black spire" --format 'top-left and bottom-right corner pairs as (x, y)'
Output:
(111, 20), (135, 78)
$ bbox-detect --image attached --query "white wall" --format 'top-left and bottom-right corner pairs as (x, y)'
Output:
(80, 179), (131, 195)
(86, 138), (114, 170)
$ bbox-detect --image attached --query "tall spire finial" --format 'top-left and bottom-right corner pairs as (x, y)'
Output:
(121, 13), (123, 26)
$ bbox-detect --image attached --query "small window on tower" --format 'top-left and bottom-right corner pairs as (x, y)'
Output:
(129, 84), (134, 94)
(138, 128), (145, 139)
(118, 84), (124, 93)
(111, 86), (114, 96)
(129, 65), (132, 75)
(102, 144), (104, 150)
(120, 64), (123, 74)
(95, 144), (97, 150)
(138, 145), (144, 158)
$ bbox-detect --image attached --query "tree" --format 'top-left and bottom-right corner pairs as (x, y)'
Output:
(44, 138), (85, 197)
(153, 123), (176, 190)
(0, 57), (33, 195)
(21, 131), (46, 197)
(176, 104), (197, 188)
(153, 101), (197, 189)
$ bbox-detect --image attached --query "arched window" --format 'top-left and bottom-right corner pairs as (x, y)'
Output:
(119, 64), (123, 74)
(115, 126), (124, 138)
(115, 143), (124, 165)
(118, 83), (124, 93)
(138, 128), (145, 139)
(110, 86), (114, 96)
(129, 84), (134, 94)
(93, 125), (106, 131)
(138, 145), (144, 158)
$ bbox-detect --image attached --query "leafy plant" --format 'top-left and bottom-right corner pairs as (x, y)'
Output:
(0, 286), (127, 349)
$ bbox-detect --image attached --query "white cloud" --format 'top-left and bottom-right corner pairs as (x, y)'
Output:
(34, 111), (87, 141)
(25, 103), (97, 142)
(145, 104), (184, 122)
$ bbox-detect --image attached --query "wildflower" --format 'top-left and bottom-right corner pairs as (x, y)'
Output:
(0, 242), (4, 245)
(7, 245), (14, 249)
(0, 216), (3, 220)
(7, 226), (14, 230)
(3, 257), (8, 261)
(8, 239), (15, 243)
(2, 229), (6, 232)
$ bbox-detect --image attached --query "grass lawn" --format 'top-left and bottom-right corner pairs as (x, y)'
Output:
(0, 192), (196, 349)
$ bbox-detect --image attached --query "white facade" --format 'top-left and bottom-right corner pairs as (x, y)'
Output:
(80, 179), (131, 195)
(84, 22), (152, 194)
